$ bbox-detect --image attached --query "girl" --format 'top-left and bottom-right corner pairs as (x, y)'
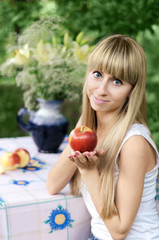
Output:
(47, 34), (159, 240)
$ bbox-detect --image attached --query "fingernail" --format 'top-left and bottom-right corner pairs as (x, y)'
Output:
(86, 153), (90, 158)
(92, 150), (96, 155)
(100, 149), (105, 154)
(75, 151), (79, 156)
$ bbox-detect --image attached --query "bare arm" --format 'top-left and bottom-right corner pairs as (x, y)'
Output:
(69, 135), (156, 240)
(46, 118), (82, 195)
(46, 144), (77, 194)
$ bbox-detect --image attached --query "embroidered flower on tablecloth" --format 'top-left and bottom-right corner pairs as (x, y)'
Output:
(12, 180), (30, 186)
(23, 166), (41, 172)
(29, 157), (45, 166)
(0, 148), (5, 151)
(44, 204), (74, 233)
(0, 197), (5, 206)
(22, 157), (45, 172)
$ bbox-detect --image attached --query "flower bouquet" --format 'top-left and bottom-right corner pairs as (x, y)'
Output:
(1, 17), (94, 110)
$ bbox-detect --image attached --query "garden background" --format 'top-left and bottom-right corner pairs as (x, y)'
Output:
(0, 0), (159, 148)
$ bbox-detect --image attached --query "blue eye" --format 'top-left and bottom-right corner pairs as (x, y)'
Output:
(93, 71), (102, 78)
(113, 78), (122, 85)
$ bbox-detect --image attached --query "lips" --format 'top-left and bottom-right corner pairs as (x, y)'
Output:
(93, 95), (109, 104)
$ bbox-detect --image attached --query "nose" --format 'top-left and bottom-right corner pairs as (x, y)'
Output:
(97, 77), (108, 95)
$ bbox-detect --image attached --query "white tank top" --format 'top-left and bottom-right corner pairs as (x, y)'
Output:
(80, 124), (159, 240)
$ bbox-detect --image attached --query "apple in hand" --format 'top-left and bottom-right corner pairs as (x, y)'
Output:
(0, 152), (20, 170)
(68, 126), (97, 153)
(14, 148), (30, 168)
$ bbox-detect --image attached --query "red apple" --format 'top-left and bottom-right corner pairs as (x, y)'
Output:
(0, 152), (20, 170)
(68, 126), (97, 153)
(14, 148), (30, 168)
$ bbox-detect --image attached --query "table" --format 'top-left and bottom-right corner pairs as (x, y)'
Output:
(0, 137), (91, 240)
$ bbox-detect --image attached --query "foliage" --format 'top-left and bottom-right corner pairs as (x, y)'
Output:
(0, 17), (94, 110)
(0, 0), (42, 63)
(0, 84), (28, 138)
(137, 26), (159, 148)
(54, 0), (159, 39)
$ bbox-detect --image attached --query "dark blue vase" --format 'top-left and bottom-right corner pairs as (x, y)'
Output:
(17, 99), (68, 153)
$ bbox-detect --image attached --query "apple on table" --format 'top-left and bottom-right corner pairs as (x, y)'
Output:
(14, 148), (30, 168)
(0, 152), (21, 171)
(0, 148), (30, 173)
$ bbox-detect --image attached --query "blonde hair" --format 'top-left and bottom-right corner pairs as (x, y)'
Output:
(70, 34), (148, 218)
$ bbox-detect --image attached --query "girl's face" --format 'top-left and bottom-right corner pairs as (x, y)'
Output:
(86, 71), (132, 115)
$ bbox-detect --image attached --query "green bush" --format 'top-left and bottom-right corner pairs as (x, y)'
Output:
(147, 83), (159, 149)
(0, 84), (28, 137)
(138, 27), (159, 150)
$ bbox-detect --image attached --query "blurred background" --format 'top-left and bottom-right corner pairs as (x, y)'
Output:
(0, 0), (159, 148)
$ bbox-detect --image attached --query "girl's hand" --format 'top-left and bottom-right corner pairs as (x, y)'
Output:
(68, 149), (104, 170)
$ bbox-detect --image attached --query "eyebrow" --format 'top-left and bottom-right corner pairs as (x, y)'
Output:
(113, 76), (121, 80)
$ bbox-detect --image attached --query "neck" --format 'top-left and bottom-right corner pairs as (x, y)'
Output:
(96, 111), (118, 130)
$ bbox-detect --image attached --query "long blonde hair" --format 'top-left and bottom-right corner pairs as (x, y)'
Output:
(70, 34), (148, 218)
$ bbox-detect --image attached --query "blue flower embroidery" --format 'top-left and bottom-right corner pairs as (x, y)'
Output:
(0, 148), (5, 151)
(0, 197), (4, 206)
(29, 157), (45, 166)
(22, 157), (45, 172)
(23, 166), (41, 172)
(44, 205), (74, 233)
(12, 180), (30, 186)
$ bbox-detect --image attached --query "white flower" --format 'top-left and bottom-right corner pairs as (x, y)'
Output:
(3, 58), (15, 65)
(14, 44), (30, 65)
(34, 40), (54, 64)
(73, 43), (90, 64)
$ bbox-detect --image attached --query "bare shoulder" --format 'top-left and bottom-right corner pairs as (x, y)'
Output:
(122, 135), (151, 153)
(119, 135), (156, 173)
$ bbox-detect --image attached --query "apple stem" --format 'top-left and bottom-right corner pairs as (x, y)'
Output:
(80, 126), (85, 133)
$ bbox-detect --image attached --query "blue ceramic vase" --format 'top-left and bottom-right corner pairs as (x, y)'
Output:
(17, 99), (68, 153)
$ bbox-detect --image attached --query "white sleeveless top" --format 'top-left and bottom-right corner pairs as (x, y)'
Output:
(80, 124), (159, 240)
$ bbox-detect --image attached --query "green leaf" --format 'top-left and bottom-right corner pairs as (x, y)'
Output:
(75, 32), (84, 44)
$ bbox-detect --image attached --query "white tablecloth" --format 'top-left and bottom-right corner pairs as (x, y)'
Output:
(0, 136), (91, 240)
(0, 137), (158, 240)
